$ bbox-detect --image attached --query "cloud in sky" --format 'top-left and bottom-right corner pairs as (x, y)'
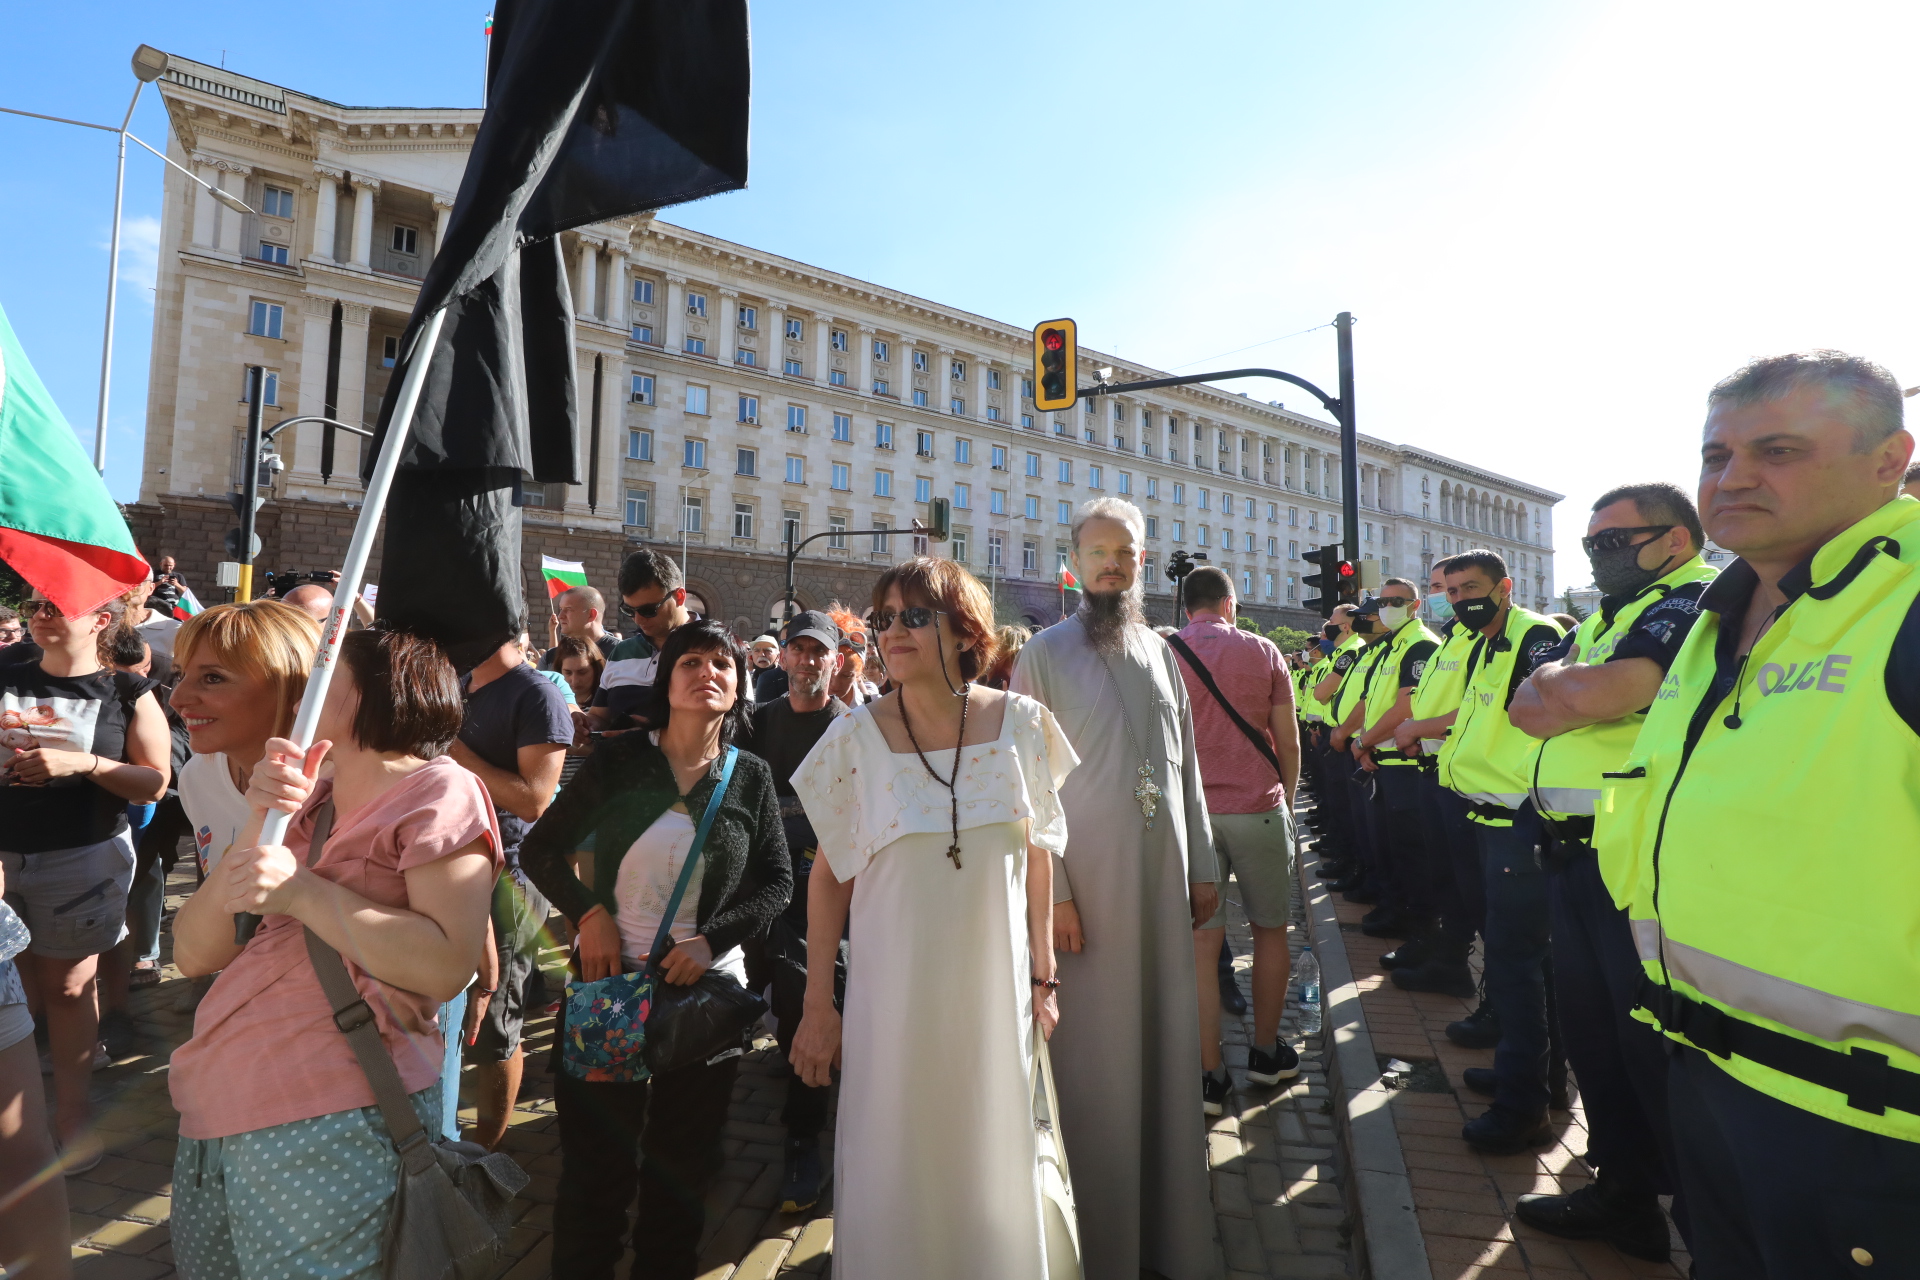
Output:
(115, 215), (162, 299)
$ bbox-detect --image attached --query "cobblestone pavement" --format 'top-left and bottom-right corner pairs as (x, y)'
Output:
(1318, 857), (1691, 1279)
(58, 854), (1355, 1279)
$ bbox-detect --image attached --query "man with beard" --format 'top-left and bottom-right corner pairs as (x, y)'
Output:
(1011, 497), (1221, 1280)
(744, 611), (848, 1214)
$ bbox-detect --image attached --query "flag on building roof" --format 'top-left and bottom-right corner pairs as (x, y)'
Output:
(1059, 566), (1080, 591)
(484, 13), (494, 35)
(541, 555), (587, 599)
(168, 586), (205, 622)
(0, 300), (149, 616)
(370, 0), (750, 670)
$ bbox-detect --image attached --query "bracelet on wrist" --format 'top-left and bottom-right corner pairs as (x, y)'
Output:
(1031, 976), (1061, 990)
(473, 987), (497, 997)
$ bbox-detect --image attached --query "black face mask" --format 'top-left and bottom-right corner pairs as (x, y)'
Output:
(1589, 543), (1674, 600)
(1353, 615), (1379, 635)
(1322, 625), (1339, 639)
(1452, 593), (1502, 631)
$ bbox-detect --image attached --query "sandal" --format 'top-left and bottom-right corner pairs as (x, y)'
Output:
(130, 962), (162, 988)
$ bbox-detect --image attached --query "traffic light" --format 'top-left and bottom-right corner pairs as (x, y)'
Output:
(1032, 318), (1077, 412)
(1303, 544), (1356, 618)
(925, 497), (952, 541)
(1337, 556), (1359, 604)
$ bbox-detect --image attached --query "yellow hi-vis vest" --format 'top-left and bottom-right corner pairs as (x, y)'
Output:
(1407, 619), (1477, 756)
(1305, 634), (1362, 725)
(1598, 496), (1920, 1141)
(1526, 558), (1719, 823)
(1437, 604), (1563, 812)
(1360, 617), (1441, 766)
(1326, 634), (1377, 730)
(1299, 655), (1331, 723)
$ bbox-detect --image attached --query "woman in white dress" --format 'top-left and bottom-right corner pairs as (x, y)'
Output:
(791, 558), (1080, 1280)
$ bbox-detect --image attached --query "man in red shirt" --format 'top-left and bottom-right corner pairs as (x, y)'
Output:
(1171, 566), (1304, 1115)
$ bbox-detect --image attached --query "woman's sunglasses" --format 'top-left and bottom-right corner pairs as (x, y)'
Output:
(21, 600), (66, 619)
(871, 606), (943, 634)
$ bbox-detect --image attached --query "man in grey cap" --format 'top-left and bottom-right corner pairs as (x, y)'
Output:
(745, 608), (848, 1214)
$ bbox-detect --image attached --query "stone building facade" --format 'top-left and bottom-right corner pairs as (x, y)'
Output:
(133, 54), (1560, 637)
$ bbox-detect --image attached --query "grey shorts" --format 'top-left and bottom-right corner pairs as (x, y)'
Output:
(1, 830), (136, 959)
(465, 872), (553, 1064)
(1201, 807), (1296, 931)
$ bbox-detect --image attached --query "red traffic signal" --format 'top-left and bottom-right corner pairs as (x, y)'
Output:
(1032, 318), (1077, 412)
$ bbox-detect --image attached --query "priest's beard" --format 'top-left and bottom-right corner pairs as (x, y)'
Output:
(1078, 584), (1146, 656)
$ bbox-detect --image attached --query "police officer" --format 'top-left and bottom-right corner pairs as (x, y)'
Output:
(1506, 483), (1715, 1262)
(1344, 580), (1444, 952)
(1601, 353), (1920, 1278)
(1306, 605), (1364, 883)
(1434, 550), (1566, 1153)
(1386, 561), (1488, 1003)
(1323, 603), (1387, 906)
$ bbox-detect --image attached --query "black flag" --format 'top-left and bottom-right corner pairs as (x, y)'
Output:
(368, 0), (749, 669)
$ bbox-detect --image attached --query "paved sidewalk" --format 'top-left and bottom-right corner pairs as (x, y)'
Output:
(1309, 846), (1691, 1279)
(60, 850), (1356, 1279)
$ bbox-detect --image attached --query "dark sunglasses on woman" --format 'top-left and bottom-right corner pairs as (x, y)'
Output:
(872, 607), (944, 634)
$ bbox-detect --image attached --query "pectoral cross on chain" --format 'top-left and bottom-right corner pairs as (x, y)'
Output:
(1134, 761), (1163, 830)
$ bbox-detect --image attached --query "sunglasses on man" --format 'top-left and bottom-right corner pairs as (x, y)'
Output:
(1579, 525), (1674, 556)
(617, 594), (676, 620)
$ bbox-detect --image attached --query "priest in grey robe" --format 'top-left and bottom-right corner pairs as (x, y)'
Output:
(1011, 496), (1222, 1280)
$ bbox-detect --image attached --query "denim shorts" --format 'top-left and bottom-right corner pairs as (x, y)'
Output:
(0, 829), (136, 959)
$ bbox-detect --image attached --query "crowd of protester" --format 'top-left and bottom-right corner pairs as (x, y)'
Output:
(0, 348), (1914, 1278)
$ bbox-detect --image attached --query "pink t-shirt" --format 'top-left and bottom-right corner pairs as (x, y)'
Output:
(169, 755), (501, 1140)
(1172, 615), (1293, 814)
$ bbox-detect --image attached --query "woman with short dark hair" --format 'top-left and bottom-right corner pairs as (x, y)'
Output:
(520, 618), (791, 1280)
(165, 629), (502, 1277)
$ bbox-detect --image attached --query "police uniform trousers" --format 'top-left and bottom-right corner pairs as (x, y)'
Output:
(1343, 758), (1383, 898)
(1543, 833), (1685, 1235)
(1370, 763), (1434, 927)
(1476, 803), (1566, 1112)
(1310, 733), (1357, 863)
(1417, 764), (1482, 950)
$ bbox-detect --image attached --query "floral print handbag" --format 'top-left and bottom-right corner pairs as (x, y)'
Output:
(562, 747), (737, 1083)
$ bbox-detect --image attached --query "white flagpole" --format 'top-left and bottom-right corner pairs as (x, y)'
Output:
(236, 307), (447, 941)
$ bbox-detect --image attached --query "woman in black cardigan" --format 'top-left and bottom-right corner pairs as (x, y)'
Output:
(521, 619), (790, 1280)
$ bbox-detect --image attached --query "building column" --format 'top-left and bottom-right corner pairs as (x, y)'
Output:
(333, 302), (373, 476)
(664, 273), (687, 352)
(349, 177), (378, 270)
(190, 157), (219, 248)
(717, 289), (739, 359)
(857, 324), (875, 397)
(215, 164), (250, 256)
(291, 295), (336, 487)
(976, 355), (991, 422)
(608, 242), (630, 331)
(432, 195), (454, 261)
(766, 299), (789, 373)
(310, 169), (341, 262)
(935, 346), (955, 416)
(813, 314), (832, 383)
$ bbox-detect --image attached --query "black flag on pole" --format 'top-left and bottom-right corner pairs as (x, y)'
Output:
(367, 0), (749, 669)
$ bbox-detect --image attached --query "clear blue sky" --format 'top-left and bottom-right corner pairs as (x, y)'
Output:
(5, 1), (1917, 587)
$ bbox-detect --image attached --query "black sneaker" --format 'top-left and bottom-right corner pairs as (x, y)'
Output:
(778, 1137), (824, 1214)
(1202, 1069), (1232, 1117)
(1461, 1104), (1553, 1155)
(99, 1008), (137, 1060)
(1378, 938), (1428, 971)
(1463, 1066), (1570, 1112)
(1359, 915), (1414, 939)
(1515, 1183), (1671, 1263)
(1446, 996), (1502, 1049)
(1390, 957), (1477, 998)
(1246, 1041), (1301, 1086)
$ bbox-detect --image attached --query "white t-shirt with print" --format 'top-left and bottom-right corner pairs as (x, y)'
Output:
(178, 752), (255, 874)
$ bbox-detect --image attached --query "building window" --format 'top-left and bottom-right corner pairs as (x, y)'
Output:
(872, 339), (889, 362)
(738, 394), (760, 423)
(1172, 483), (1185, 504)
(785, 317), (803, 340)
(875, 470), (893, 497)
(683, 438), (707, 468)
(1117, 471), (1131, 495)
(736, 447), (757, 477)
(986, 406), (1002, 422)
(633, 278), (654, 305)
(955, 438), (972, 464)
(1057, 460), (1072, 483)
(1198, 526), (1210, 547)
(912, 389), (928, 407)
(832, 412), (852, 442)
(784, 509), (802, 548)
(990, 489), (1007, 514)
(950, 397), (966, 415)
(1146, 516), (1158, 538)
(1025, 452), (1041, 477)
(240, 370), (280, 405)
(871, 520), (891, 554)
(1288, 506), (1299, 527)
(1113, 433), (1126, 450)
(248, 301), (284, 339)
(259, 184), (295, 218)
(734, 503), (754, 539)
(624, 487), (649, 528)
(630, 373), (655, 404)
(1145, 477), (1157, 499)
(784, 359), (804, 377)
(1023, 540), (1038, 572)
(873, 378), (891, 396)
(991, 444), (1008, 470)
(390, 224), (417, 255)
(876, 422), (894, 450)
(1025, 495), (1040, 520)
(684, 337), (707, 355)
(949, 359), (966, 381)
(1199, 489), (1211, 511)
(914, 476), (932, 503)
(1021, 414), (1035, 430)
(382, 335), (399, 368)
(685, 385), (708, 414)
(829, 370), (848, 387)
(1172, 520), (1185, 542)
(736, 348), (757, 367)
(626, 428), (653, 461)
(1246, 532), (1257, 553)
(916, 430), (935, 458)
(737, 306), (757, 331)
(988, 533), (1004, 568)
(831, 463), (851, 491)
(953, 482), (970, 509)
(631, 324), (654, 344)
(686, 292), (708, 318)
(913, 351), (929, 371)
(787, 405), (808, 432)
(829, 515), (846, 549)
(1057, 500), (1071, 525)
(258, 241), (289, 265)
(683, 495), (704, 532)
(831, 329), (849, 351)
(785, 455), (805, 484)
(1088, 465), (1103, 490)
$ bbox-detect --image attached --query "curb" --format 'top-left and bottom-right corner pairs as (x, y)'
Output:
(1300, 845), (1430, 1280)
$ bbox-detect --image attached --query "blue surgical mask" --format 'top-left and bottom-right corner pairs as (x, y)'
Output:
(1426, 592), (1454, 622)
(1316, 638), (1334, 655)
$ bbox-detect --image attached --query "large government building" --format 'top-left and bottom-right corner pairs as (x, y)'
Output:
(132, 54), (1561, 637)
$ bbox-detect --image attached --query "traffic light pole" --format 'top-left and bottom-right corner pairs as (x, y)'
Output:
(238, 366), (266, 601)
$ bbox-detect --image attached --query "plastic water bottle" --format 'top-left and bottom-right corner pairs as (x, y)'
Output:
(1297, 947), (1323, 1037)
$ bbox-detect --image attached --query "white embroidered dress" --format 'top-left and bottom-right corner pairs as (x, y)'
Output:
(792, 691), (1079, 1280)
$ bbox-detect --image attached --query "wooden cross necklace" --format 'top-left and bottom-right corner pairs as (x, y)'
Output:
(899, 682), (972, 869)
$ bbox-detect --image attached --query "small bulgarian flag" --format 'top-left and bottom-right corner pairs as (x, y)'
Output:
(1058, 566), (1080, 591)
(541, 555), (588, 599)
(0, 300), (149, 616)
(169, 587), (205, 623)
(484, 13), (493, 35)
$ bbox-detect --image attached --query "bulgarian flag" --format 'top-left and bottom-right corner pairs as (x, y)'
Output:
(0, 300), (149, 615)
(541, 555), (588, 599)
(169, 587), (205, 623)
(1058, 565), (1080, 591)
